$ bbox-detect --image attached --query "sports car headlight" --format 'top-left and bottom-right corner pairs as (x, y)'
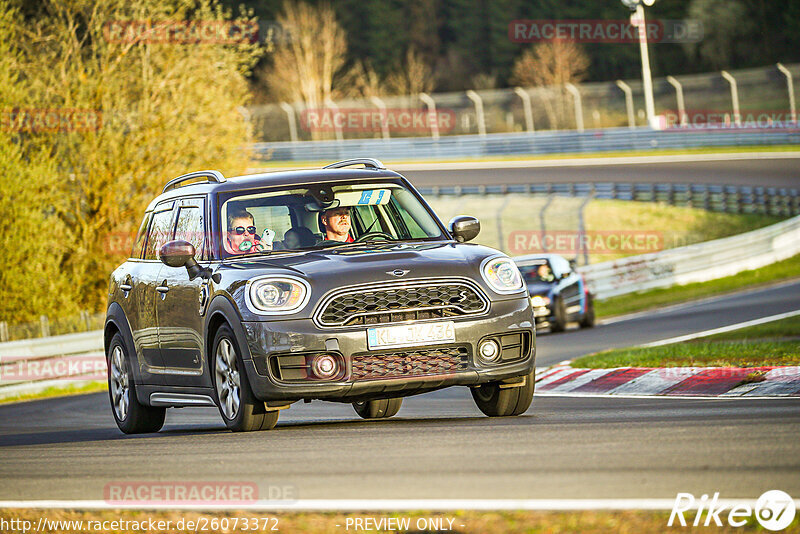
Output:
(531, 295), (551, 308)
(481, 256), (524, 294)
(246, 276), (310, 314)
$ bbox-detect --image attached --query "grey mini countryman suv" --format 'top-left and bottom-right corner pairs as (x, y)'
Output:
(105, 159), (536, 433)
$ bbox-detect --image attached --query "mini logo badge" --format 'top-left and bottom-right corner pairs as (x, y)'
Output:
(387, 269), (410, 277)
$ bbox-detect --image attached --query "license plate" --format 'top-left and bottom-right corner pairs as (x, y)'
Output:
(367, 321), (456, 350)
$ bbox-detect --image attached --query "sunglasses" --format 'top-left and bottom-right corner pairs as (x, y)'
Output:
(231, 226), (256, 235)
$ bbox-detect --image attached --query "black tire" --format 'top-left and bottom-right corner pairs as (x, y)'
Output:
(212, 324), (278, 432)
(471, 370), (535, 417)
(107, 333), (166, 434)
(550, 298), (567, 332)
(353, 398), (403, 419)
(579, 293), (596, 328)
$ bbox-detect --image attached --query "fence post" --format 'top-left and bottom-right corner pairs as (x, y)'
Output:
(369, 96), (391, 140)
(576, 192), (594, 266)
(564, 83), (584, 132)
(39, 315), (50, 338)
(720, 71), (742, 127)
(615, 80), (636, 129)
(81, 310), (91, 332)
(513, 87), (535, 133)
(419, 93), (440, 140)
(324, 98), (344, 142)
(279, 102), (298, 143)
(465, 90), (486, 137)
(776, 63), (797, 125)
(539, 194), (555, 253)
(0, 321), (8, 342)
(666, 76), (688, 128)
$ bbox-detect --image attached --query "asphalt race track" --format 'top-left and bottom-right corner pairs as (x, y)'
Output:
(402, 156), (800, 189)
(1, 282), (798, 501)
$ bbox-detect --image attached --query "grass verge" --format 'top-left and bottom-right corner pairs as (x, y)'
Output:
(2, 509), (795, 533)
(572, 341), (800, 369)
(0, 381), (106, 405)
(595, 254), (800, 318)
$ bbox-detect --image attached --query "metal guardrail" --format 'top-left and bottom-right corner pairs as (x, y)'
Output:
(418, 182), (800, 217)
(576, 214), (800, 299)
(0, 330), (105, 399)
(252, 126), (800, 162)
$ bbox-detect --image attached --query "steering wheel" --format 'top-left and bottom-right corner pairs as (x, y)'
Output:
(354, 231), (394, 243)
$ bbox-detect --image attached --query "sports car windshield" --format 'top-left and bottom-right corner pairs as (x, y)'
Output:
(219, 180), (445, 257)
(518, 261), (556, 284)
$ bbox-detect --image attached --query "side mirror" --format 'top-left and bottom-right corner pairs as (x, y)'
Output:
(448, 215), (480, 243)
(160, 240), (204, 280)
(569, 259), (577, 271)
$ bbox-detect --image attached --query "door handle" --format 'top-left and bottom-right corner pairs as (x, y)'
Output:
(156, 283), (169, 294)
(120, 283), (133, 291)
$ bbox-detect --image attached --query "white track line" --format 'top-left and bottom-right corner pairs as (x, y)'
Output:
(639, 309), (800, 348)
(2, 498), (796, 511)
(598, 278), (800, 326)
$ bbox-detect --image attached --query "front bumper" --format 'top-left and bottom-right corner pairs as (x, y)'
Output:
(240, 297), (536, 402)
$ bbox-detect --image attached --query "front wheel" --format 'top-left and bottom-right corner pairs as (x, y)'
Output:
(471, 370), (535, 417)
(212, 324), (278, 432)
(107, 333), (166, 434)
(550, 299), (567, 333)
(579, 293), (596, 328)
(353, 398), (403, 419)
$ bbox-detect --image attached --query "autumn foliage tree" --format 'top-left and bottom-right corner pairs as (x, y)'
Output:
(0, 0), (261, 325)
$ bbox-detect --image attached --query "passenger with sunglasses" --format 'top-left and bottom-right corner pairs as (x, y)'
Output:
(225, 209), (270, 254)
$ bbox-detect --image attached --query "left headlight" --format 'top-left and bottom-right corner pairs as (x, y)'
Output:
(245, 276), (311, 315)
(481, 256), (525, 294)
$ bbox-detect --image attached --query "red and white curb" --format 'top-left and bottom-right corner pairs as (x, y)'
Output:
(534, 365), (800, 398)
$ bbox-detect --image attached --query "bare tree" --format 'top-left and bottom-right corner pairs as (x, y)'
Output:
(267, 1), (347, 115)
(511, 41), (589, 129)
(385, 48), (434, 96)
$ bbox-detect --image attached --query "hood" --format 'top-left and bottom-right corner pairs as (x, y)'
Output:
(221, 240), (509, 292)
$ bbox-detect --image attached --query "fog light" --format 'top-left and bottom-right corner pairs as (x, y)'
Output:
(311, 354), (339, 379)
(478, 339), (501, 362)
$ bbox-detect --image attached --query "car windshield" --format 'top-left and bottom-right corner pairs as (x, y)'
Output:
(219, 179), (445, 257)
(517, 261), (555, 284)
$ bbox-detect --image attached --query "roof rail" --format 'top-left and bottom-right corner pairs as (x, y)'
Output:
(162, 170), (226, 193)
(323, 158), (386, 170)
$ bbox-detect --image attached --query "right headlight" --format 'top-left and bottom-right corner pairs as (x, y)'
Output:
(530, 295), (551, 308)
(245, 275), (311, 315)
(481, 256), (525, 294)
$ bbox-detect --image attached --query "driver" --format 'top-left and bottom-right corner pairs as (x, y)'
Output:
(320, 206), (353, 242)
(537, 263), (555, 282)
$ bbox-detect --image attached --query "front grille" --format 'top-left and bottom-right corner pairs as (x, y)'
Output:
(316, 281), (488, 327)
(351, 346), (470, 380)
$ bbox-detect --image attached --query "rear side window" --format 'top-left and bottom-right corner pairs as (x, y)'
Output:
(130, 212), (152, 259)
(174, 206), (205, 259)
(144, 205), (175, 260)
